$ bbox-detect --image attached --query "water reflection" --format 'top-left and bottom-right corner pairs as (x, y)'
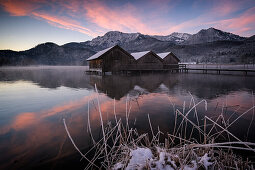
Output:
(0, 66), (255, 169)
(1, 67), (255, 100)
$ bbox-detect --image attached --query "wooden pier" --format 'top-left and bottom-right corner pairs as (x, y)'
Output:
(85, 64), (255, 76)
(85, 64), (186, 75)
(182, 68), (255, 75)
(85, 68), (103, 75)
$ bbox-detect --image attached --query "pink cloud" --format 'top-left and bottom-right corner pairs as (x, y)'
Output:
(166, 3), (255, 36)
(0, 0), (97, 36)
(0, 0), (254, 37)
(84, 0), (157, 34)
(208, 7), (255, 36)
(0, 0), (43, 16)
(211, 0), (243, 17)
(0, 0), (160, 36)
(32, 12), (97, 36)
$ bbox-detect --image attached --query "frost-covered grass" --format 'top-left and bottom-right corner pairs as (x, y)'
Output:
(63, 85), (255, 169)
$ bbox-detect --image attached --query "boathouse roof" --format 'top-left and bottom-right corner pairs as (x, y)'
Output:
(131, 51), (151, 60)
(87, 46), (115, 61)
(157, 52), (180, 62)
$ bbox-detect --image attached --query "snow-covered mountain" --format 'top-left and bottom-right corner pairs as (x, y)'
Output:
(82, 31), (174, 52)
(88, 31), (142, 47)
(171, 32), (191, 40)
(152, 32), (191, 43)
(85, 28), (244, 48)
(1, 27), (253, 66)
(184, 27), (245, 45)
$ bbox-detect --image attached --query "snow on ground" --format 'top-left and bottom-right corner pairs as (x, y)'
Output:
(199, 153), (213, 170)
(112, 147), (213, 170)
(126, 148), (153, 170)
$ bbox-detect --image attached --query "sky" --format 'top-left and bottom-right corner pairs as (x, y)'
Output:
(0, 0), (255, 51)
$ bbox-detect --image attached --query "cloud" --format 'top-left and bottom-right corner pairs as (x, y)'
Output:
(0, 0), (97, 37)
(166, 1), (255, 36)
(83, 0), (157, 34)
(0, 0), (254, 37)
(207, 7), (255, 36)
(210, 0), (243, 17)
(32, 12), (97, 36)
(0, 0), (42, 16)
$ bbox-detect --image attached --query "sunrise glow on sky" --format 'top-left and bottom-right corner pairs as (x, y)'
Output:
(0, 0), (255, 51)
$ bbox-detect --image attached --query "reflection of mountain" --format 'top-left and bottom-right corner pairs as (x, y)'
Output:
(0, 67), (93, 89)
(1, 67), (255, 100)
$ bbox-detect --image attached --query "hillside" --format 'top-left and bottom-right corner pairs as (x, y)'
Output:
(0, 28), (254, 65)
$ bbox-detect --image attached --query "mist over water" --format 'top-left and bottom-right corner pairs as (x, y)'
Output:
(0, 66), (255, 169)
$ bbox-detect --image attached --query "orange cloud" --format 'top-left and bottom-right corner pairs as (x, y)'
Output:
(13, 112), (37, 129)
(0, 0), (254, 37)
(208, 7), (255, 36)
(0, 0), (97, 37)
(167, 4), (255, 36)
(210, 0), (243, 17)
(32, 12), (97, 36)
(0, 0), (43, 16)
(84, 0), (157, 34)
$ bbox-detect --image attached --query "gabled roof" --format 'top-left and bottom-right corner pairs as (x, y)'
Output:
(87, 46), (115, 61)
(157, 52), (171, 59)
(131, 51), (151, 60)
(157, 52), (180, 62)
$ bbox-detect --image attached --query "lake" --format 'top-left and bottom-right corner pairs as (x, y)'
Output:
(0, 66), (255, 169)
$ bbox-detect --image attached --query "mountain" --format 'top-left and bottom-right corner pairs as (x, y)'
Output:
(80, 31), (175, 52)
(87, 31), (141, 48)
(0, 28), (254, 66)
(171, 32), (191, 40)
(0, 42), (95, 66)
(184, 27), (245, 45)
(152, 32), (191, 43)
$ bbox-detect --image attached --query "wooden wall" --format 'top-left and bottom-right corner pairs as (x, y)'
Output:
(89, 59), (102, 69)
(88, 47), (181, 72)
(163, 54), (179, 69)
(102, 47), (135, 72)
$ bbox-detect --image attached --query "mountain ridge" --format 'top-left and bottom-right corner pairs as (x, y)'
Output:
(0, 28), (254, 65)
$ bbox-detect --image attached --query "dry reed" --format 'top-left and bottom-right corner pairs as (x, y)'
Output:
(63, 85), (255, 169)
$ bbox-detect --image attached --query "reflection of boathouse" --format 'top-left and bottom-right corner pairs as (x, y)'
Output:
(86, 45), (180, 74)
(89, 74), (178, 100)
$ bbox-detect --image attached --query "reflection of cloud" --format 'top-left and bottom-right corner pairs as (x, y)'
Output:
(13, 112), (36, 129)
(0, 93), (99, 169)
(0, 94), (96, 134)
(89, 93), (181, 123)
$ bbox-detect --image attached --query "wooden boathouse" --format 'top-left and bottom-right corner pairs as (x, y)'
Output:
(131, 51), (164, 70)
(157, 52), (180, 69)
(86, 45), (181, 74)
(86, 45), (135, 74)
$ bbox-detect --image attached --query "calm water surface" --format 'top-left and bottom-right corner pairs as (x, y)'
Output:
(0, 66), (255, 169)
